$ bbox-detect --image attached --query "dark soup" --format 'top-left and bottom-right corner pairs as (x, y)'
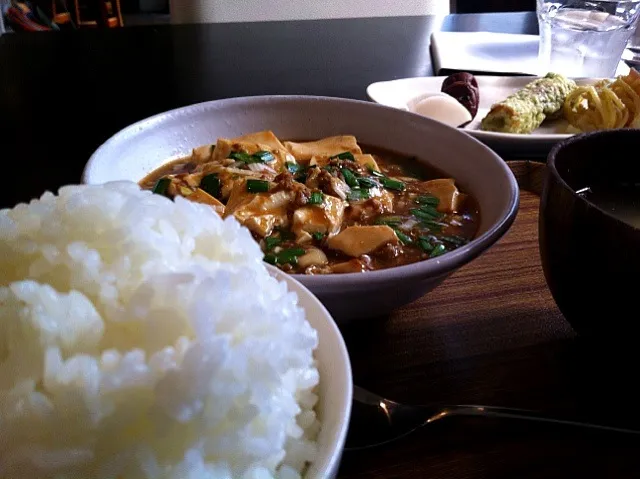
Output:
(140, 131), (480, 274)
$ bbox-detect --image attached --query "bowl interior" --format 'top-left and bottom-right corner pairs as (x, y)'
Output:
(84, 96), (518, 249)
(266, 265), (352, 477)
(549, 129), (640, 230)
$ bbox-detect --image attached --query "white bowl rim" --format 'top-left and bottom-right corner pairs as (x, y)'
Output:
(265, 264), (353, 477)
(83, 95), (520, 288)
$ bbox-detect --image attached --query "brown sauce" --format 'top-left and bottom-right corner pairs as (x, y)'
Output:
(140, 134), (480, 274)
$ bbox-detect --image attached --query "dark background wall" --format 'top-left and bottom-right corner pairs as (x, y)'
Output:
(456, 0), (535, 13)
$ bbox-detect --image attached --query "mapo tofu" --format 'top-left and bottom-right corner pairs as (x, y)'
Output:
(140, 131), (480, 274)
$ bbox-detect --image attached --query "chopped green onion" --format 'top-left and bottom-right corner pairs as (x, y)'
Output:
(246, 179), (270, 193)
(200, 174), (221, 198)
(265, 236), (282, 251)
(410, 208), (441, 221)
(152, 178), (171, 196)
(312, 231), (325, 241)
(264, 253), (277, 265)
(264, 247), (305, 265)
(420, 220), (447, 232)
(309, 191), (324, 205)
(394, 229), (413, 245)
(347, 189), (371, 202)
(422, 204), (443, 215)
(228, 151), (255, 163)
(254, 150), (275, 162)
(417, 195), (440, 206)
(418, 238), (434, 252)
(375, 216), (404, 226)
(430, 243), (447, 258)
(330, 151), (355, 161)
(418, 204), (443, 218)
(286, 162), (301, 174)
(341, 168), (359, 188)
(276, 247), (306, 265)
(380, 177), (406, 191)
(229, 150), (274, 164)
(441, 235), (468, 246)
(367, 165), (384, 177)
(357, 177), (379, 188)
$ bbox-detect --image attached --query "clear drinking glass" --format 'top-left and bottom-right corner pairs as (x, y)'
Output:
(629, 22), (640, 49)
(537, 0), (640, 77)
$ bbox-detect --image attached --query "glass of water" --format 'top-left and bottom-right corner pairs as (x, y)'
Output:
(629, 21), (640, 49)
(537, 0), (640, 77)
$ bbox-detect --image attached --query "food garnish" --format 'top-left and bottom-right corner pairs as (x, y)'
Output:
(564, 69), (640, 132)
(480, 72), (576, 134)
(140, 132), (480, 274)
(441, 72), (480, 119)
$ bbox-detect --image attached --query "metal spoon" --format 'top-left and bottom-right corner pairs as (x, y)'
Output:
(345, 385), (640, 450)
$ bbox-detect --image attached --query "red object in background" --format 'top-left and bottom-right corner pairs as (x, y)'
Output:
(5, 3), (51, 31)
(4, 0), (123, 30)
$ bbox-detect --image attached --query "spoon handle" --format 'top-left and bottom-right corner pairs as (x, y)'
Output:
(446, 405), (640, 435)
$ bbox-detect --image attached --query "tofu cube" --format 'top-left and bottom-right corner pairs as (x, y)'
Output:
(187, 188), (225, 216)
(224, 181), (294, 237)
(292, 195), (346, 239)
(327, 225), (398, 257)
(284, 136), (362, 162)
(191, 144), (215, 163)
(421, 179), (461, 213)
(212, 130), (291, 173)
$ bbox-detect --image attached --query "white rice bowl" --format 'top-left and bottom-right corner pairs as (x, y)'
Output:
(0, 181), (321, 479)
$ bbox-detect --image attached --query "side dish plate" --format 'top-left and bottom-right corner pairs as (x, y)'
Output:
(367, 76), (607, 157)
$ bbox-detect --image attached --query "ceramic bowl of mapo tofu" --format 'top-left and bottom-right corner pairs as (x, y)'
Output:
(83, 96), (519, 319)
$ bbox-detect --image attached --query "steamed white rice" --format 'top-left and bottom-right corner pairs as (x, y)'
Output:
(0, 181), (320, 479)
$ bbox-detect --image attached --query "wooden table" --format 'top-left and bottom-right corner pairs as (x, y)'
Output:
(340, 163), (640, 477)
(1, 12), (639, 478)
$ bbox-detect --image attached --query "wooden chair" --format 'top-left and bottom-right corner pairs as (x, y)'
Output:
(50, 0), (74, 26)
(62, 0), (123, 27)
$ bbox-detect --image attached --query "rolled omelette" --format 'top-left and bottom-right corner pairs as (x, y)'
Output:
(480, 73), (577, 134)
